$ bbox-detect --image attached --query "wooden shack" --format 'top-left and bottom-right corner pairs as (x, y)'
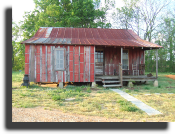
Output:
(21, 27), (162, 87)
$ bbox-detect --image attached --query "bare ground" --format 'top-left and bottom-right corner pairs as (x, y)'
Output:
(165, 75), (175, 80)
(12, 107), (132, 122)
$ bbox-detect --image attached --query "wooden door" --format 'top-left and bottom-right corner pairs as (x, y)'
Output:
(95, 49), (104, 75)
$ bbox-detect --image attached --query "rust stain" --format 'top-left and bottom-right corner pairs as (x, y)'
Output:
(21, 27), (162, 49)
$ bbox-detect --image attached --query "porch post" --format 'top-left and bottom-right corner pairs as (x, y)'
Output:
(156, 49), (158, 78)
(121, 47), (123, 65)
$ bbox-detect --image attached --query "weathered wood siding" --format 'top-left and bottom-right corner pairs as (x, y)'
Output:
(104, 47), (144, 75)
(25, 44), (95, 82)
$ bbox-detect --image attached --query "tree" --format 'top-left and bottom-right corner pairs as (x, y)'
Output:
(12, 0), (109, 70)
(155, 15), (175, 72)
(112, 0), (139, 31)
(139, 0), (170, 41)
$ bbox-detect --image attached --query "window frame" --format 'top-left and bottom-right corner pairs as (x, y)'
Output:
(54, 48), (66, 71)
(122, 49), (129, 70)
(95, 50), (104, 63)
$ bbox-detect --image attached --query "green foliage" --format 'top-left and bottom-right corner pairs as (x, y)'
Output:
(117, 99), (139, 112)
(144, 86), (150, 90)
(86, 86), (91, 93)
(52, 95), (61, 101)
(121, 105), (139, 112)
(12, 41), (25, 71)
(12, 0), (110, 71)
(12, 71), (24, 82)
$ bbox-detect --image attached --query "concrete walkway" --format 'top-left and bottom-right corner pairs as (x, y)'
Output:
(110, 89), (162, 116)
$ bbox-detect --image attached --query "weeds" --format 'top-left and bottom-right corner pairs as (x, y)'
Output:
(12, 71), (175, 121)
(117, 99), (139, 112)
(52, 95), (61, 101)
(144, 86), (150, 90)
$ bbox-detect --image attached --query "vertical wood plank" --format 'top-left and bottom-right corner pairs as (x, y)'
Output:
(35, 45), (36, 82)
(30, 45), (35, 82)
(69, 46), (73, 82)
(105, 47), (109, 75)
(136, 48), (139, 69)
(80, 46), (84, 82)
(42, 45), (46, 82)
(45, 46), (47, 82)
(121, 47), (123, 66)
(129, 49), (132, 71)
(133, 48), (136, 65)
(68, 46), (70, 82)
(29, 45), (31, 81)
(84, 46), (85, 82)
(40, 45), (42, 82)
(74, 46), (79, 82)
(25, 44), (30, 75)
(156, 49), (158, 78)
(51, 46), (54, 82)
(89, 46), (90, 82)
(79, 46), (80, 82)
(36, 45), (40, 82)
(73, 46), (75, 82)
(47, 46), (51, 82)
(94, 46), (95, 81)
(90, 46), (94, 82)
(85, 46), (90, 82)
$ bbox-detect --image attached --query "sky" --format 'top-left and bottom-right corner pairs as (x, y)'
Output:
(12, 0), (124, 24)
(12, 0), (35, 23)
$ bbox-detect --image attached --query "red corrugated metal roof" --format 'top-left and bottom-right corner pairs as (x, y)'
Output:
(21, 27), (162, 48)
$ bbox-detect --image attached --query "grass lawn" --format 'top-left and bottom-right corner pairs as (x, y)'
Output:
(12, 71), (175, 122)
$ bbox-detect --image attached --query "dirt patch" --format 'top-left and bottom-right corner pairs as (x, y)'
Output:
(165, 75), (175, 80)
(12, 107), (132, 122)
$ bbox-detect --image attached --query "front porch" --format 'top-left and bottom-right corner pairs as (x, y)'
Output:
(95, 75), (157, 82)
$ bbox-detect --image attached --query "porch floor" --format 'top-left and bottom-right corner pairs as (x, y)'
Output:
(95, 75), (157, 82)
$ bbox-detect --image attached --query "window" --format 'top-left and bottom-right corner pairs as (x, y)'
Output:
(95, 51), (103, 62)
(55, 48), (65, 70)
(122, 50), (129, 70)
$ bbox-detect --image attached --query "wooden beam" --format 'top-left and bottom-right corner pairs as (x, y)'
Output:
(156, 49), (158, 78)
(121, 47), (123, 65)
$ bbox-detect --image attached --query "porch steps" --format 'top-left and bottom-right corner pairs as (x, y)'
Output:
(103, 84), (122, 87)
(102, 81), (120, 83)
(102, 78), (122, 88)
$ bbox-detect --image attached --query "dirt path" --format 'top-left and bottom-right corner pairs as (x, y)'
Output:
(12, 107), (132, 122)
(165, 75), (175, 80)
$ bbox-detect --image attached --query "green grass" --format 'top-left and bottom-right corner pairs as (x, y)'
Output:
(121, 73), (175, 94)
(117, 99), (140, 112)
(12, 71), (24, 82)
(12, 71), (175, 121)
(12, 71), (26, 89)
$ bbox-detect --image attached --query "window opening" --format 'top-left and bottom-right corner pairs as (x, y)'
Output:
(122, 50), (128, 70)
